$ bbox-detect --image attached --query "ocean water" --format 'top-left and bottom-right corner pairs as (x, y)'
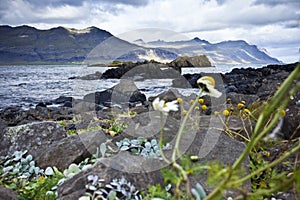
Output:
(0, 64), (263, 109)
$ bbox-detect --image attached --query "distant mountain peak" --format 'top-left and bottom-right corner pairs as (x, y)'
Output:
(133, 39), (146, 45)
(0, 25), (281, 64)
(192, 37), (209, 44)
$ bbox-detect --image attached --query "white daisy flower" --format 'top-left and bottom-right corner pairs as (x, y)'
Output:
(152, 97), (179, 114)
(197, 76), (222, 98)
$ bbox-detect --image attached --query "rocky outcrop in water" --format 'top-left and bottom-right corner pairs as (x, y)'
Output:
(83, 79), (146, 106)
(101, 61), (181, 79)
(69, 71), (102, 80)
(168, 55), (212, 68)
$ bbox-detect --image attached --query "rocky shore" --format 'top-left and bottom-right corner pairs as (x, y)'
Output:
(0, 62), (299, 199)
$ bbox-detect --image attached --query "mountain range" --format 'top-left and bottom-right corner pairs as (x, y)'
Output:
(0, 25), (281, 65)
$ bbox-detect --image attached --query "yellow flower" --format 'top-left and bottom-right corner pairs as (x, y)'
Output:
(237, 103), (244, 110)
(243, 109), (251, 114)
(281, 110), (286, 117)
(265, 151), (270, 157)
(197, 76), (222, 98)
(177, 97), (183, 104)
(263, 101), (268, 106)
(38, 175), (45, 182)
(190, 100), (195, 104)
(201, 105), (207, 111)
(214, 111), (219, 116)
(195, 106), (200, 111)
(182, 110), (187, 115)
(222, 109), (230, 116)
(198, 98), (204, 104)
(240, 100), (246, 105)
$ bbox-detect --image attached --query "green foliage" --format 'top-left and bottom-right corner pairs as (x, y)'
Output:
(77, 125), (103, 134)
(191, 183), (207, 200)
(58, 120), (67, 128)
(0, 151), (65, 200)
(0, 150), (43, 193)
(66, 129), (78, 135)
(250, 151), (274, 192)
(101, 118), (128, 136)
(116, 137), (165, 158)
(144, 184), (174, 200)
(108, 60), (125, 67)
(161, 167), (180, 186)
(295, 169), (300, 197)
(80, 175), (143, 200)
(19, 168), (64, 200)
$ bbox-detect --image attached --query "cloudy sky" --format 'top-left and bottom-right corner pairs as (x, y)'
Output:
(0, 0), (299, 63)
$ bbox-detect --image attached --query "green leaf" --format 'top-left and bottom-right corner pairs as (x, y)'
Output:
(100, 143), (107, 158)
(195, 183), (206, 198)
(120, 146), (130, 151)
(45, 167), (54, 176)
(108, 191), (117, 200)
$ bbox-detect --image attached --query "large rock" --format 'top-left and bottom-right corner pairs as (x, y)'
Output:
(101, 62), (181, 79)
(168, 55), (212, 68)
(0, 186), (18, 200)
(83, 79), (146, 106)
(0, 105), (74, 127)
(0, 106), (34, 126)
(35, 130), (108, 170)
(69, 71), (102, 80)
(0, 121), (67, 158)
(57, 152), (165, 199)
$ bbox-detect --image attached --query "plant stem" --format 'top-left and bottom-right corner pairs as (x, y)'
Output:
(232, 65), (300, 171)
(172, 91), (203, 162)
(159, 112), (171, 164)
(254, 64), (300, 136)
(232, 108), (282, 171)
(206, 64), (300, 199)
(230, 143), (300, 187)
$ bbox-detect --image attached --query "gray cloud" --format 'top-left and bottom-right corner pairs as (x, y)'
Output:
(254, 0), (300, 7)
(97, 0), (150, 7)
(1, 0), (150, 9)
(25, 0), (84, 7)
(0, 0), (151, 25)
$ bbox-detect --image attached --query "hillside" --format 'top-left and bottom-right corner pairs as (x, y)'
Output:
(0, 25), (113, 64)
(0, 25), (281, 64)
(143, 37), (281, 64)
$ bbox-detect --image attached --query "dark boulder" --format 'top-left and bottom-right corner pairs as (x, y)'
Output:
(102, 62), (181, 80)
(70, 71), (102, 80)
(36, 130), (108, 170)
(36, 102), (47, 108)
(168, 55), (212, 68)
(0, 186), (18, 200)
(0, 121), (67, 158)
(83, 79), (146, 106)
(52, 96), (74, 104)
(0, 106), (29, 126)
